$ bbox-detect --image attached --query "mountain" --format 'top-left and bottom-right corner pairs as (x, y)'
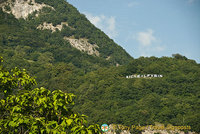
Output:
(71, 56), (200, 133)
(0, 0), (133, 89)
(0, 0), (200, 133)
(0, 0), (132, 69)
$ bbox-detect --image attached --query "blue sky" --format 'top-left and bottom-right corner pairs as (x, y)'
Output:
(67, 0), (200, 63)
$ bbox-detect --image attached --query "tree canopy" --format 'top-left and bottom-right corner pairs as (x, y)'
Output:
(0, 57), (100, 134)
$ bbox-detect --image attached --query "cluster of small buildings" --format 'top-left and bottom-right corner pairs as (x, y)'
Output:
(126, 74), (163, 79)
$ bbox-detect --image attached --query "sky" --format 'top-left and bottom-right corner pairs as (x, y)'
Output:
(67, 0), (200, 63)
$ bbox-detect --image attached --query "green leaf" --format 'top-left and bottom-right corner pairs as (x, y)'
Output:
(66, 119), (73, 126)
(9, 121), (17, 127)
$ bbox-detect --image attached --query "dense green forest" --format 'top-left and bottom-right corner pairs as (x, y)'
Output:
(0, 0), (132, 68)
(70, 56), (200, 133)
(0, 57), (101, 133)
(0, 0), (132, 88)
(0, 0), (200, 133)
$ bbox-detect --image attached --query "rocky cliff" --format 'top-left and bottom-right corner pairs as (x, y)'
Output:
(0, 0), (54, 19)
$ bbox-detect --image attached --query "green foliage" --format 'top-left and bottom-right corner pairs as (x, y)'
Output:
(0, 0), (132, 94)
(0, 88), (100, 133)
(0, 58), (100, 133)
(71, 57), (200, 133)
(0, 0), (133, 95)
(0, 57), (36, 97)
(0, 0), (132, 70)
(172, 54), (188, 60)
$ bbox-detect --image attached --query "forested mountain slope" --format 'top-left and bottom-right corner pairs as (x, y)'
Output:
(0, 0), (132, 88)
(70, 56), (200, 133)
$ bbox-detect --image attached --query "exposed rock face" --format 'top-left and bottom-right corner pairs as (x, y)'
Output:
(64, 37), (100, 56)
(37, 23), (100, 56)
(106, 56), (111, 60)
(0, 0), (54, 19)
(37, 22), (69, 32)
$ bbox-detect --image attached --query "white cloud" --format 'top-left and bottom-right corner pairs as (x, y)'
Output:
(136, 29), (156, 46)
(128, 2), (139, 7)
(138, 45), (165, 57)
(134, 29), (165, 56)
(84, 12), (118, 38)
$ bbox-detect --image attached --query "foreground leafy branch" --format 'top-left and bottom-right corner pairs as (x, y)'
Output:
(0, 57), (36, 98)
(0, 57), (100, 133)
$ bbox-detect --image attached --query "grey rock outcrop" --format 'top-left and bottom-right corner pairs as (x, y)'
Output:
(37, 22), (69, 32)
(0, 0), (54, 19)
(64, 37), (100, 56)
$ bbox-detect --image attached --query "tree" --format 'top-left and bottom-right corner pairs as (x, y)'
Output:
(0, 56), (36, 98)
(0, 57), (100, 133)
(172, 53), (188, 60)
